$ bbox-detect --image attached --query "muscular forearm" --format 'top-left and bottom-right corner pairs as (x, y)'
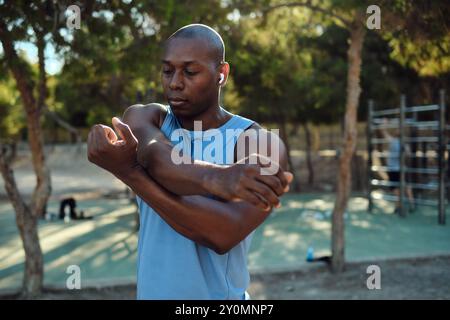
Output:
(122, 104), (221, 197)
(137, 137), (226, 197)
(117, 165), (269, 254)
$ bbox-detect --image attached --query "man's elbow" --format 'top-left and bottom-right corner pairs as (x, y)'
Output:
(211, 207), (271, 255)
(189, 233), (231, 255)
(213, 242), (233, 255)
(210, 232), (243, 255)
(214, 247), (230, 255)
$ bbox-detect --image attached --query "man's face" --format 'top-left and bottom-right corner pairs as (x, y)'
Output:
(161, 38), (220, 118)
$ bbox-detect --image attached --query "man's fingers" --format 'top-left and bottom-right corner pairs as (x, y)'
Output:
(90, 126), (101, 150)
(254, 193), (272, 211)
(100, 124), (117, 143)
(284, 172), (293, 183)
(254, 156), (287, 188)
(257, 169), (293, 194)
(256, 175), (284, 196)
(275, 166), (288, 187)
(111, 117), (126, 140)
(283, 172), (293, 192)
(239, 189), (268, 210)
(112, 117), (136, 143)
(94, 125), (109, 150)
(246, 180), (280, 208)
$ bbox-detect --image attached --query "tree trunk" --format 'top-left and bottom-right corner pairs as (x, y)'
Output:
(17, 208), (44, 298)
(302, 122), (315, 186)
(26, 99), (52, 220)
(275, 111), (301, 192)
(0, 21), (49, 296)
(331, 15), (366, 273)
(0, 145), (44, 298)
(36, 30), (47, 112)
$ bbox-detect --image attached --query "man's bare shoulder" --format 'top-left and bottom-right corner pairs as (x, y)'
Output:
(123, 103), (168, 128)
(244, 123), (285, 147)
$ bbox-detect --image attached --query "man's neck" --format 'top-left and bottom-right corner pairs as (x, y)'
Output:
(177, 103), (232, 131)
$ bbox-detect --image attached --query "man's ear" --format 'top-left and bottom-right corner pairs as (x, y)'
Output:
(219, 62), (230, 86)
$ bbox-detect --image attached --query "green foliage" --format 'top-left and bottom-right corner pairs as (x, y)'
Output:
(0, 53), (28, 140)
(53, 0), (233, 126)
(0, 79), (25, 140)
(381, 0), (450, 77)
(1, 0), (448, 132)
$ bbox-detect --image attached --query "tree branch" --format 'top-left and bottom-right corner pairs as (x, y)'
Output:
(0, 143), (29, 217)
(34, 28), (47, 113)
(43, 106), (80, 137)
(0, 21), (37, 114)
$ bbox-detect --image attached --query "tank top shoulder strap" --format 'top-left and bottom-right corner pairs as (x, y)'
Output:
(220, 112), (254, 132)
(160, 106), (180, 135)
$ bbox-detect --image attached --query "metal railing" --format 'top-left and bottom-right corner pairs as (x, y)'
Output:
(367, 90), (447, 225)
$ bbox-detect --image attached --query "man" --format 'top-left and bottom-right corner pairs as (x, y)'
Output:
(88, 24), (293, 299)
(379, 119), (415, 214)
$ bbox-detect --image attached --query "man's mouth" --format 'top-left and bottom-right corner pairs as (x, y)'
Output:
(168, 98), (188, 107)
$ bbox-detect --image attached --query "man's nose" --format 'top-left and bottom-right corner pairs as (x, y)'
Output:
(169, 71), (184, 90)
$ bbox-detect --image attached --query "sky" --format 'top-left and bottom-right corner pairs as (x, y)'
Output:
(12, 41), (64, 75)
(0, 5), (78, 76)
(1, 6), (132, 76)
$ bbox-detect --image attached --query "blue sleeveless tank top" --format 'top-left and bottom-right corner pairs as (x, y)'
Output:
(136, 106), (255, 299)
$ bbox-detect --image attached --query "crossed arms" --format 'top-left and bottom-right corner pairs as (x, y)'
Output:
(87, 103), (292, 254)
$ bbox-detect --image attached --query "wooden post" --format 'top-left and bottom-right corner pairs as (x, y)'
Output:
(399, 95), (406, 217)
(438, 89), (446, 225)
(367, 100), (374, 212)
(411, 111), (418, 199)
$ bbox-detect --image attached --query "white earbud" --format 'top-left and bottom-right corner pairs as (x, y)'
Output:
(219, 73), (225, 84)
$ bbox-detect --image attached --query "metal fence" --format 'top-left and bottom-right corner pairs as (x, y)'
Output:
(367, 90), (447, 225)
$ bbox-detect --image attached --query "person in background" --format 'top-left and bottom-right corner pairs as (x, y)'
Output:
(379, 119), (415, 214)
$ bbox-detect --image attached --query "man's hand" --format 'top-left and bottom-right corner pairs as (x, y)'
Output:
(204, 154), (293, 211)
(87, 117), (139, 178)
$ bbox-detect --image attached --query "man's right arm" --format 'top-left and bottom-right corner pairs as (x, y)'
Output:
(122, 103), (289, 210)
(122, 103), (221, 196)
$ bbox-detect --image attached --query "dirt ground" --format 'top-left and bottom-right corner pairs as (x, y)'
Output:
(249, 255), (450, 299)
(2, 255), (449, 300)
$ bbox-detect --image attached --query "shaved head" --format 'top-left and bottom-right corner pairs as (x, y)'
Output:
(165, 24), (225, 64)
(160, 24), (230, 120)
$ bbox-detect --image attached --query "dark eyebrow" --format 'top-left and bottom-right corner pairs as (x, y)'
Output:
(161, 60), (201, 66)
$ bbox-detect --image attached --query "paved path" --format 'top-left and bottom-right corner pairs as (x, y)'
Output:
(1, 193), (449, 291)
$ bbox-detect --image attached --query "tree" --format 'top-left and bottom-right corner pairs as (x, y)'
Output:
(0, 0), (64, 295)
(232, 0), (367, 272)
(0, 0), (96, 296)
